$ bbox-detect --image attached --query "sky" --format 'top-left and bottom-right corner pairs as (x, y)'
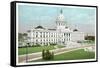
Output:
(18, 3), (96, 36)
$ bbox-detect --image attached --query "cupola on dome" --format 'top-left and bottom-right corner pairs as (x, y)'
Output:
(56, 9), (65, 21)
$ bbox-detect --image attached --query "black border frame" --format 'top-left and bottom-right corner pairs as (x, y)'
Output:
(10, 1), (98, 67)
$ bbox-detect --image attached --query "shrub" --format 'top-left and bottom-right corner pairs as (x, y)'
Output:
(50, 43), (57, 46)
(32, 44), (41, 47)
(36, 44), (41, 47)
(42, 49), (54, 60)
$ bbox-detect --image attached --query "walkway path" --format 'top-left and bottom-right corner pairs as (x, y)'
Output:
(18, 44), (95, 63)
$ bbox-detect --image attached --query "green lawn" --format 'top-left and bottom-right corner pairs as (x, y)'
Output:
(31, 49), (95, 62)
(53, 49), (95, 60)
(18, 46), (55, 55)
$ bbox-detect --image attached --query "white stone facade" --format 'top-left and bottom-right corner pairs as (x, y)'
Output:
(27, 9), (84, 46)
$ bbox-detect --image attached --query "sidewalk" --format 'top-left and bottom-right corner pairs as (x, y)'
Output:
(18, 44), (94, 63)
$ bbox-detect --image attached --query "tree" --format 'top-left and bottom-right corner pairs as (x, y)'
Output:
(23, 33), (27, 36)
(18, 33), (23, 41)
(85, 36), (95, 41)
(18, 33), (28, 41)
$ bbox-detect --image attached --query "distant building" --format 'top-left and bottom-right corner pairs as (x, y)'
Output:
(27, 9), (84, 46)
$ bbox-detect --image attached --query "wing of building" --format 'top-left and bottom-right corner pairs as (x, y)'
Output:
(27, 9), (84, 46)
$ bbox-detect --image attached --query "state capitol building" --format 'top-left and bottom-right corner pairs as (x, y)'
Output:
(27, 9), (84, 46)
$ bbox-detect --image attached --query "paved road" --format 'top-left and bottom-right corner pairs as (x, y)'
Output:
(18, 45), (95, 63)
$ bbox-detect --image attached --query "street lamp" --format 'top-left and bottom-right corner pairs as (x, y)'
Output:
(24, 36), (30, 63)
(22, 34), (29, 63)
(26, 42), (29, 63)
